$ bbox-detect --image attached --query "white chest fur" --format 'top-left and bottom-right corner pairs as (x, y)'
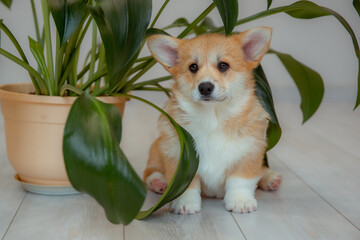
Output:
(179, 102), (257, 198)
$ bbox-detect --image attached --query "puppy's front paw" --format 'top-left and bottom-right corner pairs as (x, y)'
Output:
(169, 189), (201, 215)
(224, 191), (257, 213)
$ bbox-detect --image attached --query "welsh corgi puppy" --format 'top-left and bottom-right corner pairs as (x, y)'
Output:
(144, 27), (282, 215)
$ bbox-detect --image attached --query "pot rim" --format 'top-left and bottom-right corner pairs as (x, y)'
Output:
(0, 82), (127, 105)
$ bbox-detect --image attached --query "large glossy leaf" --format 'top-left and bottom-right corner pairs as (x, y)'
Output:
(253, 65), (282, 151)
(0, 0), (12, 8)
(63, 93), (146, 225)
(48, 0), (88, 44)
(29, 37), (51, 83)
(213, 0), (238, 35)
(270, 50), (324, 123)
(354, 0), (360, 17)
(88, 0), (152, 92)
(64, 93), (199, 223)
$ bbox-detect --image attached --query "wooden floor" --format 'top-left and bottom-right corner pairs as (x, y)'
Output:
(0, 93), (359, 240)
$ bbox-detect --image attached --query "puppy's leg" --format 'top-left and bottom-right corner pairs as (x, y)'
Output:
(169, 175), (202, 215)
(258, 167), (282, 191)
(224, 152), (263, 213)
(144, 138), (168, 194)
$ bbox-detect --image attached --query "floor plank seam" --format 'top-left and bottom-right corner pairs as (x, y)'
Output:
(230, 213), (247, 240)
(305, 127), (360, 161)
(1, 192), (27, 240)
(274, 156), (360, 232)
(123, 224), (125, 240)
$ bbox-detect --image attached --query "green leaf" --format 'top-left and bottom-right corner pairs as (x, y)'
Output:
(283, 1), (330, 19)
(354, 0), (360, 17)
(271, 50), (324, 123)
(48, 0), (88, 45)
(193, 17), (217, 35)
(0, 0), (12, 8)
(199, 17), (216, 30)
(267, 0), (272, 10)
(213, 0), (238, 35)
(29, 37), (51, 84)
(63, 93), (146, 225)
(88, 0), (152, 92)
(172, 17), (189, 27)
(64, 93), (199, 223)
(146, 28), (170, 38)
(266, 121), (282, 151)
(254, 65), (279, 125)
(162, 17), (189, 30)
(253, 65), (282, 151)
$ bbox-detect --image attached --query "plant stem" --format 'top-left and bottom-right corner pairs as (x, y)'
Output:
(123, 60), (156, 92)
(0, 22), (41, 94)
(78, 64), (90, 82)
(81, 66), (107, 91)
(30, 0), (41, 43)
(153, 82), (171, 97)
(41, 0), (55, 95)
(93, 84), (109, 96)
(89, 10), (98, 78)
(0, 48), (48, 95)
(150, 0), (170, 28)
(128, 60), (152, 76)
(60, 17), (91, 89)
(60, 84), (84, 96)
(69, 50), (80, 96)
(55, 34), (66, 94)
(62, 16), (90, 76)
(127, 75), (172, 91)
(134, 86), (171, 93)
(135, 56), (152, 63)
(94, 44), (105, 92)
(177, 3), (215, 39)
(58, 51), (79, 88)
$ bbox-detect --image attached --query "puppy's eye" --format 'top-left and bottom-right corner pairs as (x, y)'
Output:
(189, 63), (199, 73)
(218, 62), (229, 72)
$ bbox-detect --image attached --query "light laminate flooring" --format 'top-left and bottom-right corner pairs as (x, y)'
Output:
(0, 93), (359, 240)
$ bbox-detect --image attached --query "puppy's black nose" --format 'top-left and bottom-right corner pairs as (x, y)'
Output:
(198, 82), (214, 96)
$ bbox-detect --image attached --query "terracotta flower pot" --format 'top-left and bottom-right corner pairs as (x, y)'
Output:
(0, 83), (127, 189)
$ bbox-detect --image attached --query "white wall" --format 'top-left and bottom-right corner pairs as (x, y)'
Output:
(0, 0), (359, 104)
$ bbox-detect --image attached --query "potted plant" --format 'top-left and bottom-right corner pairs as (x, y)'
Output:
(0, 0), (359, 225)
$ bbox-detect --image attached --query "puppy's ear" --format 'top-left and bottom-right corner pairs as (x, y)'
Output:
(237, 27), (272, 68)
(147, 35), (180, 73)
